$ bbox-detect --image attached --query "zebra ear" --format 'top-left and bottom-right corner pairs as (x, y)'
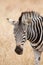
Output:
(6, 18), (16, 25)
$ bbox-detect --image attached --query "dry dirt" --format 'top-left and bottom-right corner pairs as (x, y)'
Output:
(0, 0), (43, 65)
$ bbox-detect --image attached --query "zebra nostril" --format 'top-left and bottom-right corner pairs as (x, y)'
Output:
(15, 46), (23, 55)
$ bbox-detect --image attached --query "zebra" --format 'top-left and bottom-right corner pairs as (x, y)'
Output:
(7, 11), (43, 65)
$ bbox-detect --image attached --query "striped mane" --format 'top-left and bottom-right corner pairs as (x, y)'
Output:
(18, 11), (41, 25)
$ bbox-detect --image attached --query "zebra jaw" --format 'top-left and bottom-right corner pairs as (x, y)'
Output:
(6, 18), (15, 25)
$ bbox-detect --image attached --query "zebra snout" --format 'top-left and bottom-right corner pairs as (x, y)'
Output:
(15, 46), (23, 55)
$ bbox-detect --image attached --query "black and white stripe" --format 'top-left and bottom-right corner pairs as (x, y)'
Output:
(19, 11), (43, 51)
(18, 11), (43, 65)
(7, 11), (43, 65)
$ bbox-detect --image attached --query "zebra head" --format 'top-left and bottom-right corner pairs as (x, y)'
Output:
(6, 13), (32, 55)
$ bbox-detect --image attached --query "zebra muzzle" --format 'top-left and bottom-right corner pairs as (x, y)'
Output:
(15, 46), (23, 55)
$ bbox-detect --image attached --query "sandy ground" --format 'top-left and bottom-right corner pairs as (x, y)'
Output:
(0, 0), (43, 65)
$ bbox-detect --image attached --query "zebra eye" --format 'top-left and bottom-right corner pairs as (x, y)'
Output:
(27, 19), (32, 24)
(28, 21), (31, 24)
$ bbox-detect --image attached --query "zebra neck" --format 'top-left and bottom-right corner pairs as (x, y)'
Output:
(28, 20), (42, 44)
(27, 23), (32, 40)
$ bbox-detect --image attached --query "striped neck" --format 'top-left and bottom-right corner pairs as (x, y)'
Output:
(27, 19), (42, 44)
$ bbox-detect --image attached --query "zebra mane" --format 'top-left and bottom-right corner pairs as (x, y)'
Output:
(18, 11), (41, 25)
(18, 12), (23, 24)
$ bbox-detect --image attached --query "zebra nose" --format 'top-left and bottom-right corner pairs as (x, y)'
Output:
(15, 46), (23, 55)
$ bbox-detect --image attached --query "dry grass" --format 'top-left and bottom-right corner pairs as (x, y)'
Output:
(0, 0), (43, 65)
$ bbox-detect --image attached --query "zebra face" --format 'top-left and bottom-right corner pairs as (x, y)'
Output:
(7, 17), (32, 55)
(6, 18), (27, 55)
(14, 21), (27, 55)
